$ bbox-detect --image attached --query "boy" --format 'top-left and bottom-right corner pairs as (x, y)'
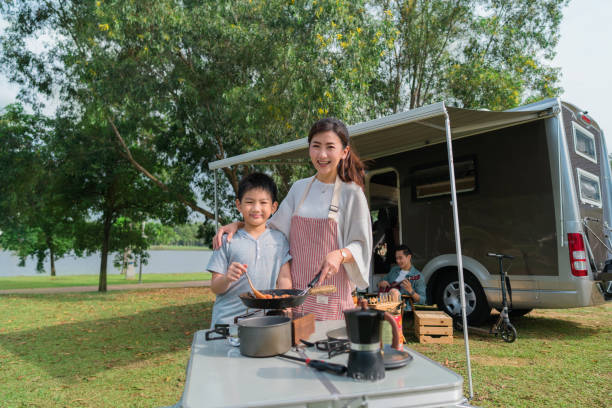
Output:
(378, 245), (426, 310)
(207, 172), (292, 327)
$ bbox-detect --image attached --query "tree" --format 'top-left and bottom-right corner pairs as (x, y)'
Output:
(49, 113), (188, 291)
(372, 0), (567, 114)
(144, 222), (207, 247)
(146, 223), (179, 247)
(0, 104), (76, 275)
(0, 0), (393, 221)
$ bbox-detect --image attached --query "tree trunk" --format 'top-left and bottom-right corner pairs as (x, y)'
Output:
(46, 235), (56, 277)
(122, 249), (127, 275)
(99, 214), (112, 292)
(49, 247), (56, 277)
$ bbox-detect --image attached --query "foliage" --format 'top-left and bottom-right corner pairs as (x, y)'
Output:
(0, 104), (76, 275)
(146, 222), (206, 247)
(111, 218), (150, 273)
(372, 0), (568, 113)
(0, 0), (393, 219)
(0, 0), (567, 221)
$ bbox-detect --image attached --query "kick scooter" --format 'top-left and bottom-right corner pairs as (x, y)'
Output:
(454, 252), (517, 343)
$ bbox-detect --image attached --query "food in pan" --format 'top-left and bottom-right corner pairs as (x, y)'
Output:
(242, 293), (292, 299)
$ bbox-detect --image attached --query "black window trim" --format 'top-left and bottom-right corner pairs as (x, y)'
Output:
(410, 155), (478, 202)
(572, 121), (598, 164)
(576, 167), (602, 208)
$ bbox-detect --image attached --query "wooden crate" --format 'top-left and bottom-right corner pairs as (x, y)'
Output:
(414, 310), (453, 344)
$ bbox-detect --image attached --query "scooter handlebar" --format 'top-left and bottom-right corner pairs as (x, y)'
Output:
(487, 252), (514, 259)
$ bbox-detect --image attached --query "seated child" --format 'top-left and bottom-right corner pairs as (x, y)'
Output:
(207, 172), (292, 327)
(377, 245), (426, 310)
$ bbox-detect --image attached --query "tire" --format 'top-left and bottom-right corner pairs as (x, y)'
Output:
(434, 270), (491, 326)
(501, 323), (517, 343)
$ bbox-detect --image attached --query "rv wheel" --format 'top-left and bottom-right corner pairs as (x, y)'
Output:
(435, 272), (491, 326)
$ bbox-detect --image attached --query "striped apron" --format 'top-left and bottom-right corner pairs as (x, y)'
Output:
(290, 177), (354, 320)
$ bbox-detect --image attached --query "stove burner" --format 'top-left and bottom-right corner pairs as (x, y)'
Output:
(302, 338), (350, 359)
(205, 324), (230, 340)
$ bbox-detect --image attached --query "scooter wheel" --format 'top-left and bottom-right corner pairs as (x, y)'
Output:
(501, 324), (517, 343)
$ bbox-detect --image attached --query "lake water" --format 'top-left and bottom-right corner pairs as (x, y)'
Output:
(0, 250), (213, 277)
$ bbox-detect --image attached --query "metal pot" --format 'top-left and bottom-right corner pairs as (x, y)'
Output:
(238, 316), (292, 357)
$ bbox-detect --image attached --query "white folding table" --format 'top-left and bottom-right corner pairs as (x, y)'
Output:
(171, 320), (469, 408)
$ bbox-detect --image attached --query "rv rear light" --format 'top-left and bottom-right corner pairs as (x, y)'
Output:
(581, 114), (591, 124)
(568, 233), (585, 250)
(573, 261), (588, 270)
(568, 233), (589, 277)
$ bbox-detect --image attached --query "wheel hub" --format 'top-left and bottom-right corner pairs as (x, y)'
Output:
(442, 281), (477, 316)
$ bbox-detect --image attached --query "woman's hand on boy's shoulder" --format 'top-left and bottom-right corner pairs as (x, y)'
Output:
(213, 222), (242, 249)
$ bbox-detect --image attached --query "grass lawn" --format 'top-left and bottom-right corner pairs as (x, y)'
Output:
(0, 273), (212, 291)
(0, 288), (609, 407)
(407, 305), (612, 407)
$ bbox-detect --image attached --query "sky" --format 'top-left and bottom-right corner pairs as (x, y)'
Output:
(551, 0), (612, 151)
(1, 0), (611, 149)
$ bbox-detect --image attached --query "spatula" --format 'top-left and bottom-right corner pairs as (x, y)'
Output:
(243, 267), (267, 299)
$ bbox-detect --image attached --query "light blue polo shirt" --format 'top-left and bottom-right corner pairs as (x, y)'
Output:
(207, 228), (291, 327)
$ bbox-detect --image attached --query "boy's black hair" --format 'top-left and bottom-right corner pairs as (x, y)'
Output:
(237, 172), (278, 202)
(395, 244), (412, 256)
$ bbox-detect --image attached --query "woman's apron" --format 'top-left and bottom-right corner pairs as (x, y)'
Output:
(290, 177), (354, 320)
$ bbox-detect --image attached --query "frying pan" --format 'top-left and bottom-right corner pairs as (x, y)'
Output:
(239, 272), (335, 309)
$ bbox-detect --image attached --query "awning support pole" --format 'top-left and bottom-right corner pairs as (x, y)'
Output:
(214, 169), (219, 231)
(443, 106), (473, 399)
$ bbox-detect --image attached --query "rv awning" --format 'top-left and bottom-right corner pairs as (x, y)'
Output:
(208, 100), (555, 170)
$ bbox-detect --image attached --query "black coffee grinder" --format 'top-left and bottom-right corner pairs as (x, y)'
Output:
(343, 299), (401, 381)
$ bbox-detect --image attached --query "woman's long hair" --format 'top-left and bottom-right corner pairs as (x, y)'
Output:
(308, 118), (366, 189)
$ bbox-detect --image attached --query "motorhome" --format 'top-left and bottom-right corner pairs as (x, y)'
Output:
(209, 98), (612, 325)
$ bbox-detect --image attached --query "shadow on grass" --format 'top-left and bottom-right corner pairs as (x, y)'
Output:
(0, 294), (135, 304)
(471, 312), (600, 340)
(0, 301), (213, 381)
(1, 291), (185, 303)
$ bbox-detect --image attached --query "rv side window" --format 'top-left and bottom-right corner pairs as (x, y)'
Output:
(577, 168), (602, 207)
(412, 158), (476, 200)
(572, 122), (597, 163)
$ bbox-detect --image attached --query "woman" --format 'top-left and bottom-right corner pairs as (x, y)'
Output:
(214, 118), (372, 320)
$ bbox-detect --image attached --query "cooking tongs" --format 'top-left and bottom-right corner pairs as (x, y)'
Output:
(298, 271), (325, 296)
